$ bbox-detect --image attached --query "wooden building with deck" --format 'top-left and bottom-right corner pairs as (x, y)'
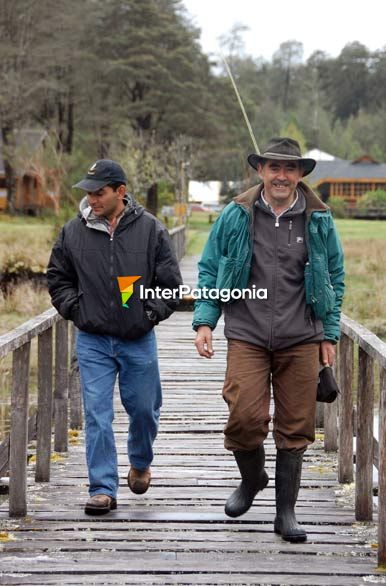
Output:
(307, 154), (386, 206)
(0, 130), (60, 214)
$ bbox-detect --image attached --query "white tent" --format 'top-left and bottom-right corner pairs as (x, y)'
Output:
(304, 149), (335, 161)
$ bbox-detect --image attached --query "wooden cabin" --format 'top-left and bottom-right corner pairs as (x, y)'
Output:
(307, 154), (386, 206)
(0, 130), (60, 214)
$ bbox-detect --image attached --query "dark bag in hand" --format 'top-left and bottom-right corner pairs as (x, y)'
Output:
(317, 366), (340, 403)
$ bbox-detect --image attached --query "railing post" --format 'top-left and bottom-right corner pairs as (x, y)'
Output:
(315, 402), (324, 428)
(355, 348), (374, 521)
(35, 328), (53, 482)
(378, 367), (386, 566)
(169, 225), (186, 261)
(54, 319), (69, 453)
(324, 344), (339, 452)
(9, 342), (31, 517)
(324, 401), (338, 452)
(69, 324), (82, 430)
(338, 334), (354, 483)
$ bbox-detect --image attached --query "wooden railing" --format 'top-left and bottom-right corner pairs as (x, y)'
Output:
(321, 313), (386, 567)
(0, 310), (79, 517)
(169, 225), (186, 261)
(0, 225), (186, 518)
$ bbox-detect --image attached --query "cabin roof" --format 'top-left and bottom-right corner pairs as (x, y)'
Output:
(308, 155), (386, 182)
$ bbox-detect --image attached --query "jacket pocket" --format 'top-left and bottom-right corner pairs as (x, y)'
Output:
(71, 291), (84, 328)
(324, 272), (336, 313)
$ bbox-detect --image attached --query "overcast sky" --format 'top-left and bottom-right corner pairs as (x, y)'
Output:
(182, 0), (386, 61)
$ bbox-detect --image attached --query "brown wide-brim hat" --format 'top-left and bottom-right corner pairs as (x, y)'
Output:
(247, 137), (316, 177)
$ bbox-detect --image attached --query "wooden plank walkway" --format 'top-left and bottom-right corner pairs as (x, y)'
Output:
(0, 257), (381, 585)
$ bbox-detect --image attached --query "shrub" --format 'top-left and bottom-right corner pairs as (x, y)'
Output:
(357, 189), (386, 209)
(327, 196), (347, 218)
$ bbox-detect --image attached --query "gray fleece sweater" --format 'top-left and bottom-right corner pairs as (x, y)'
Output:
(223, 190), (324, 351)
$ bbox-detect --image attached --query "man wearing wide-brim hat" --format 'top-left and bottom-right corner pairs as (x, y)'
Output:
(193, 137), (345, 542)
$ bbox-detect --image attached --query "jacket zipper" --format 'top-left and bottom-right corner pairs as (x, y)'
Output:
(268, 219), (279, 350)
(287, 220), (293, 247)
(109, 232), (115, 311)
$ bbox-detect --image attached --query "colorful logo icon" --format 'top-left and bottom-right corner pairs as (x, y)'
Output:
(117, 276), (141, 308)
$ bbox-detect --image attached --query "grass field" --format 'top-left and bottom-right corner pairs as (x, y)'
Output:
(335, 219), (386, 336)
(335, 219), (386, 239)
(0, 214), (385, 337)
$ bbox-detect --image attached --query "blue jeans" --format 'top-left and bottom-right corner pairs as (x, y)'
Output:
(76, 329), (162, 499)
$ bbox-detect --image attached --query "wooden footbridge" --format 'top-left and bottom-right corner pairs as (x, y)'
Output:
(0, 230), (385, 585)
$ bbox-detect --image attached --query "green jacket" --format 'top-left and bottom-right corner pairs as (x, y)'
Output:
(192, 182), (345, 342)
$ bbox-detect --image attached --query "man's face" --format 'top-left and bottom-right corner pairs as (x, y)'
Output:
(86, 185), (125, 219)
(257, 160), (303, 207)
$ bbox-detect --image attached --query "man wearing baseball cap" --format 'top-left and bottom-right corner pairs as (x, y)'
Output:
(47, 159), (182, 515)
(193, 138), (344, 542)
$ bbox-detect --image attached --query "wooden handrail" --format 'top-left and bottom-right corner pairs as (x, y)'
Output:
(0, 308), (60, 359)
(323, 312), (386, 567)
(169, 224), (186, 262)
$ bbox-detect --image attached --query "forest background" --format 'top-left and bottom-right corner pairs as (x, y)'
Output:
(0, 0), (385, 337)
(2, 0), (386, 210)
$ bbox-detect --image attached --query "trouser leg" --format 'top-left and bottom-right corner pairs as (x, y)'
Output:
(222, 340), (271, 516)
(271, 343), (319, 541)
(222, 339), (271, 451)
(115, 330), (162, 471)
(272, 343), (319, 451)
(76, 331), (119, 498)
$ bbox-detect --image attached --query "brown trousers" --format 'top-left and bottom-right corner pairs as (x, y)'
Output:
(222, 339), (320, 452)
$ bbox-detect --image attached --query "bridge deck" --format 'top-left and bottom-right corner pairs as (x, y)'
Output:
(0, 257), (379, 585)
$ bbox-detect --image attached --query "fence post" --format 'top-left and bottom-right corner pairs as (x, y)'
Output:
(378, 367), (386, 566)
(54, 319), (69, 453)
(69, 324), (82, 430)
(324, 401), (338, 452)
(315, 403), (324, 428)
(338, 334), (354, 483)
(355, 348), (374, 521)
(9, 342), (31, 517)
(35, 328), (53, 482)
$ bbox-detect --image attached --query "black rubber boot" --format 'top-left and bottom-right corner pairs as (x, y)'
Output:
(274, 449), (307, 543)
(225, 445), (269, 518)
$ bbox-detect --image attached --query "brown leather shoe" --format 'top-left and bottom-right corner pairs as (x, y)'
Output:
(127, 467), (151, 494)
(84, 494), (117, 515)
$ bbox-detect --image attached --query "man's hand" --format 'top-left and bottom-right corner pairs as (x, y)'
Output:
(320, 341), (336, 366)
(195, 325), (214, 359)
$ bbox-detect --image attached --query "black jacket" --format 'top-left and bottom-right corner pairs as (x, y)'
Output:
(47, 197), (182, 340)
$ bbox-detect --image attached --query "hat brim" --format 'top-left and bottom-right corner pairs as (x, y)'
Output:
(247, 153), (316, 177)
(72, 178), (109, 192)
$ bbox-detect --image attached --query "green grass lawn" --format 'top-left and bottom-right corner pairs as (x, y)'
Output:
(335, 219), (386, 239)
(0, 212), (385, 336)
(186, 211), (217, 255)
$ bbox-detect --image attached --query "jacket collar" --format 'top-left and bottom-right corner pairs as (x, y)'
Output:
(78, 194), (143, 233)
(233, 181), (328, 216)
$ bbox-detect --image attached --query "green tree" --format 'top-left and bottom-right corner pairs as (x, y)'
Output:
(0, 0), (40, 212)
(271, 40), (304, 112)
